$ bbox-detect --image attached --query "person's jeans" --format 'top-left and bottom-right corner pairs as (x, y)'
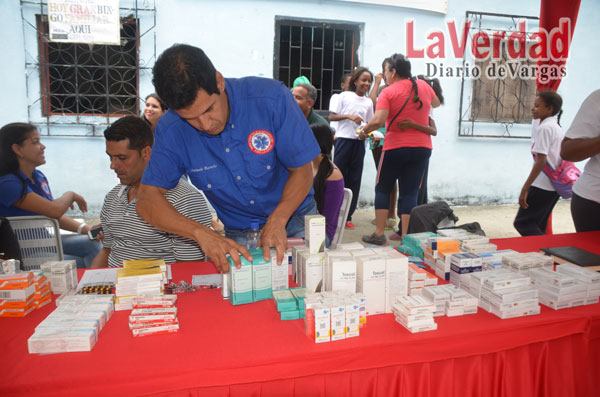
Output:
(61, 234), (102, 269)
(224, 198), (318, 247)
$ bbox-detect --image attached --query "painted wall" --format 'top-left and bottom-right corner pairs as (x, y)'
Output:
(1, 0), (598, 218)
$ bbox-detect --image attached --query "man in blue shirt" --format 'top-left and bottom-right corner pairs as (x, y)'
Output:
(137, 44), (320, 272)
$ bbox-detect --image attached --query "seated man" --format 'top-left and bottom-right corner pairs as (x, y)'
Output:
(91, 116), (212, 268)
(292, 83), (333, 133)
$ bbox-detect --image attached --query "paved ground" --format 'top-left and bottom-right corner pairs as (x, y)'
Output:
(81, 200), (576, 245)
(341, 200), (575, 244)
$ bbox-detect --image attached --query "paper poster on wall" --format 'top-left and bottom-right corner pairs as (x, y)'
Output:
(48, 0), (120, 44)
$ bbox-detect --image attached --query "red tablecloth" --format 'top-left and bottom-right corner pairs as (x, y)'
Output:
(1, 232), (599, 396)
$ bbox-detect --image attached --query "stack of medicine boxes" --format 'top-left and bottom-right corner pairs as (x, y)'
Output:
(392, 295), (437, 333)
(128, 294), (179, 337)
(0, 272), (36, 318)
(272, 288), (306, 320)
(28, 294), (114, 353)
(40, 260), (78, 295)
(501, 252), (554, 275)
(556, 263), (600, 305)
(449, 252), (483, 294)
(478, 271), (540, 319)
(227, 248), (273, 305)
(422, 284), (478, 317)
(303, 291), (362, 343)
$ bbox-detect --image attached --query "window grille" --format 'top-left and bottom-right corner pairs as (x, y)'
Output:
(37, 15), (139, 117)
(20, 0), (156, 136)
(458, 11), (539, 138)
(274, 17), (362, 111)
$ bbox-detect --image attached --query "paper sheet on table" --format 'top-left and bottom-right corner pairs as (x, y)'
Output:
(192, 274), (222, 287)
(370, 130), (384, 139)
(76, 268), (118, 292)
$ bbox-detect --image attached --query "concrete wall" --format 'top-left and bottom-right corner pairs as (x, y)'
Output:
(1, 0), (598, 218)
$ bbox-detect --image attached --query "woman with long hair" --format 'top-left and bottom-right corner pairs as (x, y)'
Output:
(359, 54), (440, 244)
(310, 124), (344, 245)
(0, 122), (101, 267)
(329, 66), (374, 229)
(142, 93), (167, 133)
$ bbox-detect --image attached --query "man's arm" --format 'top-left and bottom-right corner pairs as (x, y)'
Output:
(136, 183), (251, 272)
(561, 137), (600, 162)
(90, 248), (110, 268)
(260, 161), (315, 265)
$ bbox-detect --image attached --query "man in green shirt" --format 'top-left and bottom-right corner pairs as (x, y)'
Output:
(292, 83), (333, 133)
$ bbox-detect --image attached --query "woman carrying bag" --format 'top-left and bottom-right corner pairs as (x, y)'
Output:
(358, 54), (440, 245)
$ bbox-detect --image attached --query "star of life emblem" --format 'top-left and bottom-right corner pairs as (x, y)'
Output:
(248, 129), (274, 155)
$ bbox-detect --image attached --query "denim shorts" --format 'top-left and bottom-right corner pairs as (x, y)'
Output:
(224, 198), (318, 246)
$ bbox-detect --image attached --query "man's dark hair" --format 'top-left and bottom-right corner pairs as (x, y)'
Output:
(295, 83), (317, 102)
(104, 116), (153, 152)
(152, 44), (219, 110)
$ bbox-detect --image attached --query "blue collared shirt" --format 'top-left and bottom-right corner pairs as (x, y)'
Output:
(0, 169), (53, 217)
(141, 77), (320, 230)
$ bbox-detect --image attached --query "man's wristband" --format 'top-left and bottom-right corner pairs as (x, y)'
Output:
(77, 223), (87, 234)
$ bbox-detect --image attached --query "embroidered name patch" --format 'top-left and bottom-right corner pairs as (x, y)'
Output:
(248, 129), (274, 155)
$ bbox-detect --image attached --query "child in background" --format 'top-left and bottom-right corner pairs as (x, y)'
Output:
(514, 90), (564, 236)
(310, 124), (344, 246)
(329, 67), (374, 229)
(329, 73), (351, 134)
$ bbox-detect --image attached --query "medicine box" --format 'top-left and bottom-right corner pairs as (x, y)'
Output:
(227, 255), (253, 305)
(272, 289), (297, 312)
(305, 215), (326, 254)
(355, 255), (386, 315)
(248, 249), (272, 302)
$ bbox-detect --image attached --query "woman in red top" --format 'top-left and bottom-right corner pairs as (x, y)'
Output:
(359, 54), (440, 244)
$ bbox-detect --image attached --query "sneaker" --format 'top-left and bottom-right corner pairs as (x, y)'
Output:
(345, 221), (356, 229)
(389, 232), (402, 241)
(362, 233), (386, 245)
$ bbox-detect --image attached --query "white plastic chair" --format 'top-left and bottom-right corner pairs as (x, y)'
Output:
(7, 216), (63, 270)
(331, 188), (352, 249)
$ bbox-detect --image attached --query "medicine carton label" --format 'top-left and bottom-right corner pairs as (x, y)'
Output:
(356, 256), (386, 315)
(252, 254), (272, 302)
(305, 215), (326, 254)
(228, 256), (253, 305)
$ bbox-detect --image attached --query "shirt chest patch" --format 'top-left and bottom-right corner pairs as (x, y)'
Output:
(248, 129), (274, 155)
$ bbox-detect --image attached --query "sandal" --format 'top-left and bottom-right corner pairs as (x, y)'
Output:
(362, 233), (387, 246)
(385, 218), (397, 230)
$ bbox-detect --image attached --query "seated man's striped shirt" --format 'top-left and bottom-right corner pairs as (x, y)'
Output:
(101, 178), (212, 267)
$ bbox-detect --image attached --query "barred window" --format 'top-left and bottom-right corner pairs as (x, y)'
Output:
(470, 41), (536, 124)
(37, 15), (139, 117)
(274, 17), (361, 111)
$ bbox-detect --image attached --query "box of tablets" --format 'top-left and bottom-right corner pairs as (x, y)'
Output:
(41, 260), (78, 294)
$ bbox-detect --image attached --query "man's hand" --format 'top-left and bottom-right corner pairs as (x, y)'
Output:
(195, 229), (252, 273)
(259, 217), (288, 265)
